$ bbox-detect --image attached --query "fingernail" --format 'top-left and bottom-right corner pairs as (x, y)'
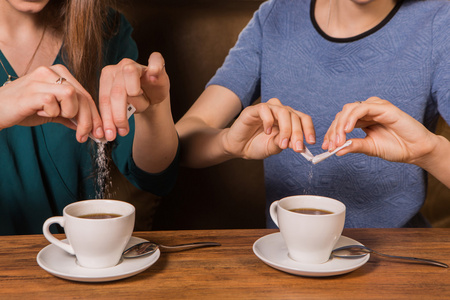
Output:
(105, 129), (114, 141)
(118, 128), (128, 136)
(296, 141), (303, 151)
(309, 135), (315, 143)
(96, 127), (104, 138)
(281, 138), (289, 149)
(81, 135), (88, 143)
(336, 135), (340, 145)
(266, 127), (272, 135)
(344, 122), (350, 132)
(328, 141), (334, 151)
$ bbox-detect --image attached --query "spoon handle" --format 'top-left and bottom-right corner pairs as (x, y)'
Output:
(159, 242), (221, 252)
(372, 251), (448, 268)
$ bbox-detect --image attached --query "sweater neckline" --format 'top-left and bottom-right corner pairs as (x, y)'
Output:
(310, 0), (403, 43)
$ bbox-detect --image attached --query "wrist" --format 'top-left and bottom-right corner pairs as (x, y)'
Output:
(414, 134), (448, 171)
(221, 128), (241, 160)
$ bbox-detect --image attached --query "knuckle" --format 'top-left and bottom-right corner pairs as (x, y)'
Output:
(122, 63), (139, 75)
(35, 66), (53, 77)
(114, 116), (128, 127)
(119, 58), (134, 65)
(267, 98), (281, 105)
(343, 103), (354, 110)
(101, 65), (114, 76)
(61, 85), (77, 98)
(110, 85), (127, 98)
(41, 93), (55, 105)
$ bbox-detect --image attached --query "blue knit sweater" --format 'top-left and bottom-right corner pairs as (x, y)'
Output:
(208, 0), (450, 228)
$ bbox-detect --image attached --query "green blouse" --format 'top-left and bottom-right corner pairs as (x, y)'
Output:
(0, 14), (178, 235)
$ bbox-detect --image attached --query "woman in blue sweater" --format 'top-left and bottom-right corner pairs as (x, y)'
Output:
(0, 0), (178, 235)
(176, 0), (449, 228)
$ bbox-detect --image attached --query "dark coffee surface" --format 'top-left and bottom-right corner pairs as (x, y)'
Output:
(78, 213), (122, 219)
(289, 208), (332, 215)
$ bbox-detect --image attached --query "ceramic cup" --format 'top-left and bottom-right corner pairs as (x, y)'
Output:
(43, 199), (135, 269)
(270, 195), (346, 264)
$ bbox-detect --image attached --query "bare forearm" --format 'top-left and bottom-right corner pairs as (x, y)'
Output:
(176, 118), (236, 168)
(133, 100), (178, 173)
(415, 135), (450, 189)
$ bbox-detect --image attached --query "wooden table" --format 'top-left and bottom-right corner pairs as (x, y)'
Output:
(0, 228), (449, 299)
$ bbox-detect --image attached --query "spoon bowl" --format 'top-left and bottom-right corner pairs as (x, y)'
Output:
(123, 241), (221, 258)
(332, 245), (448, 268)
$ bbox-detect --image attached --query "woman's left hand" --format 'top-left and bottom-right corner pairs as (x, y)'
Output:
(98, 52), (169, 141)
(322, 97), (436, 164)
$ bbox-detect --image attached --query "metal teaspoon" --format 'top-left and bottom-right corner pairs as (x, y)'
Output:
(331, 245), (448, 268)
(123, 241), (221, 258)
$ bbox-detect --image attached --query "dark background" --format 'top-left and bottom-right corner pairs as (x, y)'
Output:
(113, 0), (450, 231)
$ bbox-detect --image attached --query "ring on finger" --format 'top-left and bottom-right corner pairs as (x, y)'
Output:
(55, 77), (66, 84)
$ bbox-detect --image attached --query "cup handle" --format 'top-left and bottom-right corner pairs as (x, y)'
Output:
(269, 200), (280, 227)
(42, 216), (75, 255)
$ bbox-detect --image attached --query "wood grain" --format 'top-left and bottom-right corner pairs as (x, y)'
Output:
(0, 229), (449, 299)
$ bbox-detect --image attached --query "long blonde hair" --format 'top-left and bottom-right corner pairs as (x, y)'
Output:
(41, 0), (120, 101)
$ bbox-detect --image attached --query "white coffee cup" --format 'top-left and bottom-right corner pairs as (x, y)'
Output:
(43, 199), (135, 269)
(270, 195), (345, 264)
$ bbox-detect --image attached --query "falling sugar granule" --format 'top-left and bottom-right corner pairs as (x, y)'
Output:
(95, 143), (112, 199)
(302, 165), (314, 195)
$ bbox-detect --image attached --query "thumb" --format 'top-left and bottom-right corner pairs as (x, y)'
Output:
(336, 138), (374, 157)
(141, 52), (170, 104)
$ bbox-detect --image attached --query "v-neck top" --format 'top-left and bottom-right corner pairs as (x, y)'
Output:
(0, 13), (179, 235)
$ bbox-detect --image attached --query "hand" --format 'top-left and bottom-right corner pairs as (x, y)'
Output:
(223, 98), (316, 160)
(0, 65), (102, 143)
(323, 97), (437, 165)
(98, 52), (169, 141)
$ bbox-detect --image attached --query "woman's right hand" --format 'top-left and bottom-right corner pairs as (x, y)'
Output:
(0, 65), (103, 143)
(223, 98), (316, 160)
(323, 98), (440, 165)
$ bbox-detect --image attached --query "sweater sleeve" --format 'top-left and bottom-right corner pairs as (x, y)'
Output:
(206, 0), (276, 108)
(431, 3), (450, 124)
(107, 13), (179, 196)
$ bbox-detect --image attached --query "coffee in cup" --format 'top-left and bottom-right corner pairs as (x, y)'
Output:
(43, 199), (135, 269)
(270, 195), (345, 264)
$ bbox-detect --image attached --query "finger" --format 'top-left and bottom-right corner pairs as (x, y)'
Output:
(297, 112), (315, 145)
(333, 102), (361, 148)
(326, 101), (366, 151)
(335, 138), (374, 157)
(51, 65), (103, 139)
(99, 65), (116, 141)
(140, 52), (169, 104)
(34, 92), (61, 118)
(121, 59), (145, 97)
(290, 112), (304, 152)
(323, 118), (337, 150)
(256, 103), (275, 135)
(266, 98), (282, 106)
(35, 82), (79, 119)
(72, 98), (93, 143)
(25, 68), (78, 118)
(271, 105), (292, 149)
(110, 69), (130, 137)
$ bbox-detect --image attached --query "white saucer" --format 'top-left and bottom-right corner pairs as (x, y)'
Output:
(253, 233), (369, 277)
(37, 236), (160, 282)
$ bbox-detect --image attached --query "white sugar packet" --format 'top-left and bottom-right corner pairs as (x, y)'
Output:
(70, 103), (136, 144)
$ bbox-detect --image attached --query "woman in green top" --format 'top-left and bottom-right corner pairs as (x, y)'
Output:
(0, 0), (179, 235)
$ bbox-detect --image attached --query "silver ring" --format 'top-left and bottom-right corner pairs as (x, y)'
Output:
(55, 77), (66, 84)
